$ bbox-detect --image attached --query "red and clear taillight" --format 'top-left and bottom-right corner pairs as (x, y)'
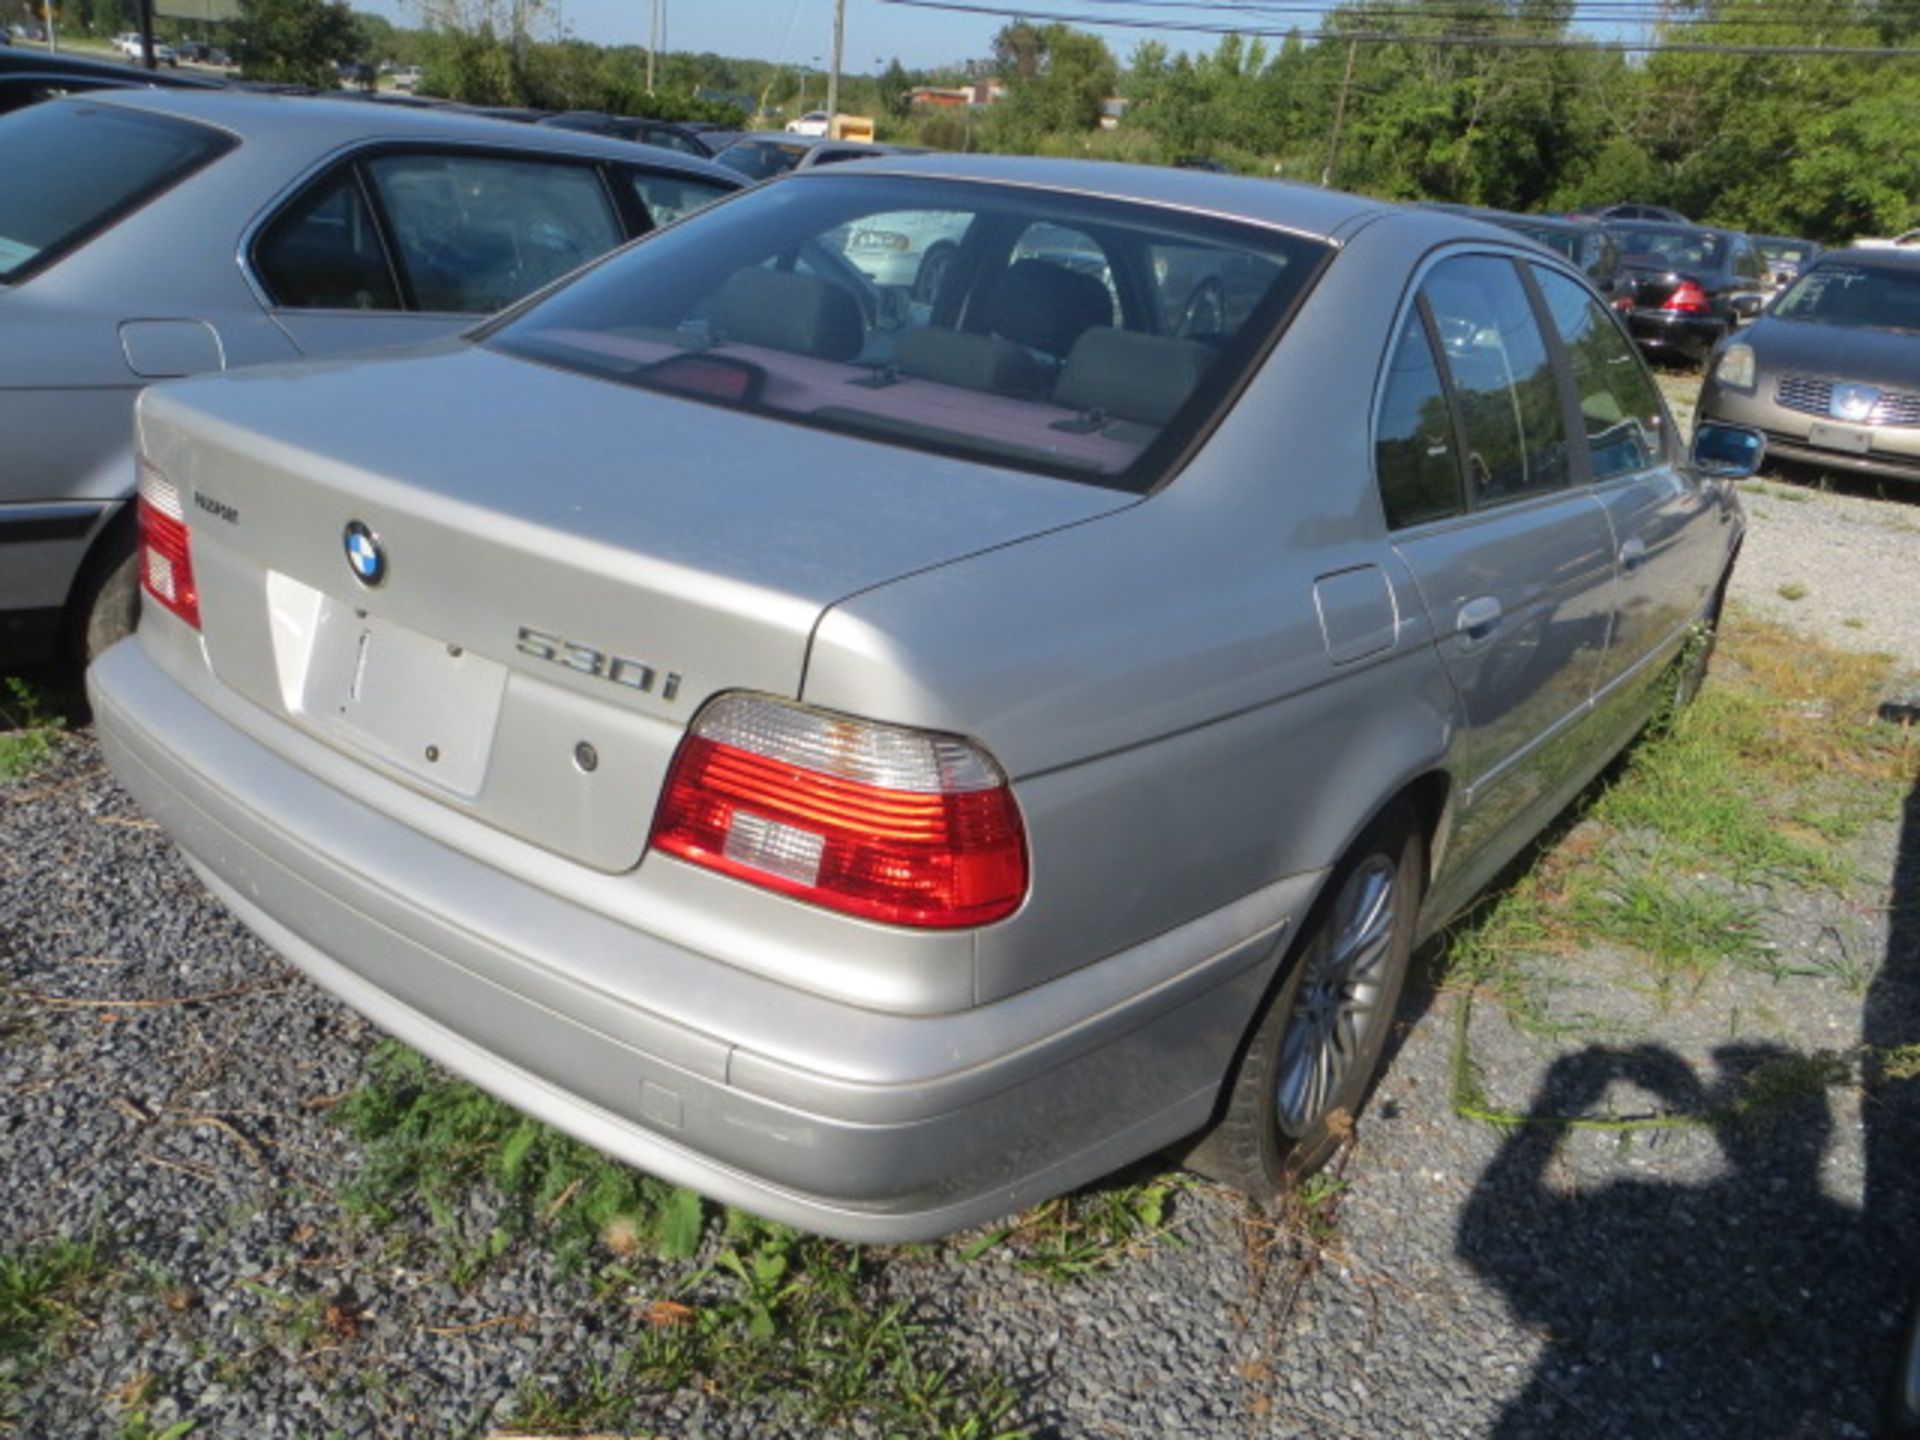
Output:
(650, 695), (1028, 929)
(136, 459), (199, 630)
(1663, 280), (1709, 315)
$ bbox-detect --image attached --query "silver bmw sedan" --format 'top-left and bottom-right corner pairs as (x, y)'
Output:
(91, 158), (1759, 1240)
(0, 89), (739, 668)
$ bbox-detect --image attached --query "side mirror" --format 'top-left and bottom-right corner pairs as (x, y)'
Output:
(1691, 421), (1766, 479)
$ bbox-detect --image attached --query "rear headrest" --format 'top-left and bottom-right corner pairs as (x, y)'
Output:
(707, 268), (864, 362)
(895, 326), (1048, 399)
(1054, 328), (1216, 428)
(988, 259), (1113, 359)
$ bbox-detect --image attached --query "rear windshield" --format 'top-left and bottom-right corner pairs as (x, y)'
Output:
(1503, 221), (1578, 260)
(0, 101), (233, 283)
(488, 173), (1328, 492)
(1756, 238), (1818, 265)
(1773, 263), (1920, 333)
(1614, 225), (1728, 270)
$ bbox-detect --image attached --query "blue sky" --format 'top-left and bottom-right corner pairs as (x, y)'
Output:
(363, 0), (1220, 72)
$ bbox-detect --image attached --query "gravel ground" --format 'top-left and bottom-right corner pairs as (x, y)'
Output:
(4, 457), (1919, 1436)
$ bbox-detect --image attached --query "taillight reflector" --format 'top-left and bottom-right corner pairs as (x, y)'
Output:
(1663, 280), (1710, 315)
(650, 695), (1028, 929)
(136, 460), (199, 630)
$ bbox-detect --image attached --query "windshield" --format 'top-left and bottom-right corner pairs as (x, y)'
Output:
(1773, 263), (1920, 332)
(489, 173), (1328, 492)
(1615, 227), (1728, 271)
(0, 101), (233, 283)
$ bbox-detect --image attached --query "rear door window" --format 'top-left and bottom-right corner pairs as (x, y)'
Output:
(0, 100), (232, 282)
(1532, 267), (1667, 481)
(363, 153), (623, 314)
(1422, 255), (1570, 507)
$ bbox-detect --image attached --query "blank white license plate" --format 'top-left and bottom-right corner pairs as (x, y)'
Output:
(1807, 421), (1871, 456)
(298, 595), (507, 796)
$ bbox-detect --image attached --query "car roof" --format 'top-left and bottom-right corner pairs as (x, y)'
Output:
(68, 86), (741, 182)
(787, 153), (1391, 243)
(0, 46), (221, 87)
(1608, 220), (1740, 240)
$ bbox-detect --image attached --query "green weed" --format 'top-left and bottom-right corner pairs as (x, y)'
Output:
(335, 1040), (707, 1279)
(0, 678), (63, 783)
(338, 1043), (1034, 1436)
(0, 1237), (111, 1427)
(1776, 583), (1809, 602)
(955, 1176), (1179, 1282)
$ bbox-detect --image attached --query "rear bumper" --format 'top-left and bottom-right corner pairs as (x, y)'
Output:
(1624, 311), (1725, 362)
(90, 637), (1311, 1242)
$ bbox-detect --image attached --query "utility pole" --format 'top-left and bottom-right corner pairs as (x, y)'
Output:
(1321, 36), (1358, 188)
(824, 0), (845, 133)
(43, 0), (57, 54)
(646, 0), (658, 95)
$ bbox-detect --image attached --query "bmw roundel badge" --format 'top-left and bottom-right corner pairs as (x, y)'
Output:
(343, 520), (386, 587)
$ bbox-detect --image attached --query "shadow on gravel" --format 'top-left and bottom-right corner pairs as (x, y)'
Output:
(1455, 778), (1920, 1437)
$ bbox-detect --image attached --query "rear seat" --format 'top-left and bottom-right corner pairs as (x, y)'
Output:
(1053, 328), (1216, 428)
(894, 327), (1049, 400)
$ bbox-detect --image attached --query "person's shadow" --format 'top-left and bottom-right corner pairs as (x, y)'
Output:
(1458, 774), (1920, 1435)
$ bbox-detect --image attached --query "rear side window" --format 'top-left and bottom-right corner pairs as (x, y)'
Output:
(1532, 267), (1666, 481)
(1375, 307), (1465, 528)
(363, 153), (623, 313)
(625, 170), (732, 229)
(1422, 255), (1569, 507)
(0, 101), (232, 283)
(488, 174), (1328, 492)
(254, 167), (400, 310)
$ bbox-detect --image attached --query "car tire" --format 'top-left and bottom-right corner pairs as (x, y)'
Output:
(71, 527), (140, 668)
(1188, 800), (1424, 1204)
(912, 242), (957, 305)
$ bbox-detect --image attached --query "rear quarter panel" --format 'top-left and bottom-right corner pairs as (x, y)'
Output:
(804, 216), (1471, 1000)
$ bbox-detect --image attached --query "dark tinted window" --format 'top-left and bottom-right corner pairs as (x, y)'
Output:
(364, 153), (623, 313)
(714, 141), (807, 180)
(254, 167), (400, 310)
(1533, 267), (1667, 481)
(1614, 226), (1728, 271)
(490, 174), (1328, 492)
(1375, 307), (1464, 528)
(1423, 255), (1569, 506)
(0, 101), (231, 282)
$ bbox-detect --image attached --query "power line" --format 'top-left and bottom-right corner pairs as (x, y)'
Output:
(882, 0), (1920, 50)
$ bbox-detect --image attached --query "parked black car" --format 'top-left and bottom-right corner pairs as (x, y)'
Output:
(538, 110), (717, 158)
(1575, 201), (1691, 225)
(0, 46), (222, 113)
(1422, 204), (1627, 303)
(1608, 221), (1768, 364)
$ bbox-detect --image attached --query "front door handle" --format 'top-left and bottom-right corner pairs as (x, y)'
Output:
(1620, 537), (1648, 572)
(1456, 595), (1503, 645)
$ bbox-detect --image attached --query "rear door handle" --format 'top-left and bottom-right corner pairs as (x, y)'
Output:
(1620, 537), (1648, 572)
(1456, 595), (1503, 645)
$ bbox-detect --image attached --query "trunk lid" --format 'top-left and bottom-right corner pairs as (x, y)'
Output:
(137, 343), (1133, 870)
(1621, 265), (1700, 311)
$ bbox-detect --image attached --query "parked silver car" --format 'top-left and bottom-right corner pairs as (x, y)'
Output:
(1698, 248), (1920, 483)
(0, 89), (739, 667)
(91, 163), (1758, 1241)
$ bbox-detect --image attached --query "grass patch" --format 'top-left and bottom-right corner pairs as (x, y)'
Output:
(1570, 867), (1766, 989)
(338, 1041), (1033, 1437)
(954, 1175), (1179, 1281)
(0, 1237), (111, 1429)
(0, 679), (63, 783)
(1776, 582), (1809, 602)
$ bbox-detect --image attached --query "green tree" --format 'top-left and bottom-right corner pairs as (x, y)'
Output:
(233, 0), (364, 85)
(984, 21), (1117, 150)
